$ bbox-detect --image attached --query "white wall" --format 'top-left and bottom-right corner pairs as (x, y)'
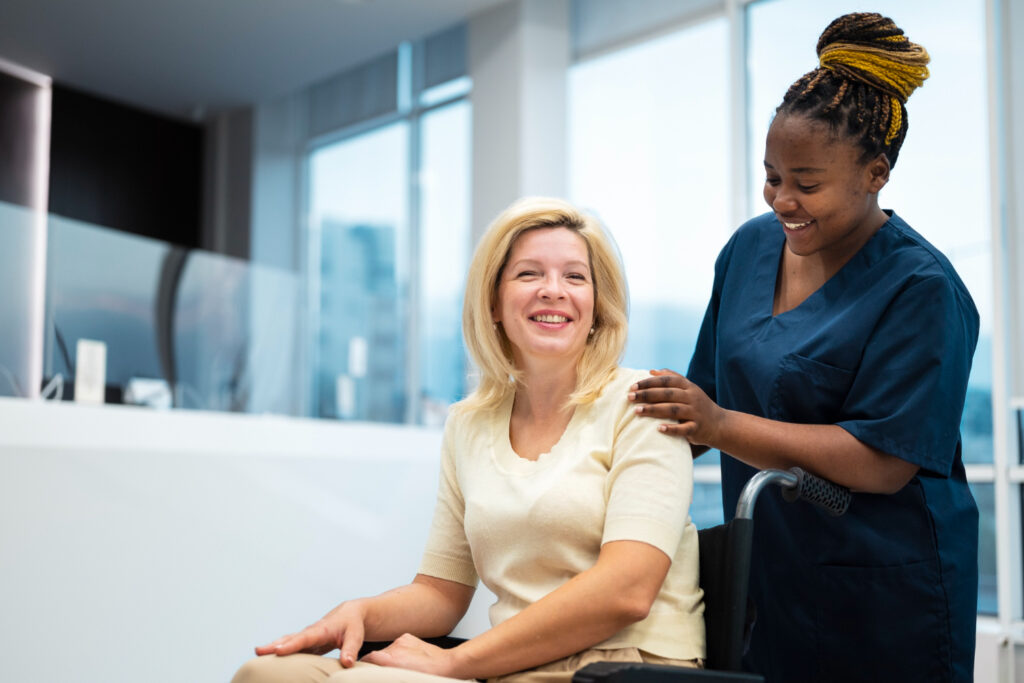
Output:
(0, 398), (491, 683)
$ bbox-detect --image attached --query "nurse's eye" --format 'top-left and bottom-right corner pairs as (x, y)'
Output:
(567, 272), (589, 282)
(765, 176), (780, 186)
(798, 183), (819, 192)
(515, 270), (539, 278)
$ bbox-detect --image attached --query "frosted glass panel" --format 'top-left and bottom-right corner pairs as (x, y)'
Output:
(0, 200), (41, 397)
(44, 214), (301, 413)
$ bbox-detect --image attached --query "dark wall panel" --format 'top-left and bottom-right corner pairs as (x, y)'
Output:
(48, 85), (203, 248)
(0, 70), (41, 208)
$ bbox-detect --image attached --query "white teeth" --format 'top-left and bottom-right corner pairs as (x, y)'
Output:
(533, 314), (569, 323)
(784, 220), (812, 229)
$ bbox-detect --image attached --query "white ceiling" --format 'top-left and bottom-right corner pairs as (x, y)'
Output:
(0, 0), (506, 121)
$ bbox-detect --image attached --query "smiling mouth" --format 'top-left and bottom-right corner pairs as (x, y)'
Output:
(782, 219), (813, 229)
(530, 314), (570, 323)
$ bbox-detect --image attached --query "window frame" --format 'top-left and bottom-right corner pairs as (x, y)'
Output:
(303, 41), (472, 425)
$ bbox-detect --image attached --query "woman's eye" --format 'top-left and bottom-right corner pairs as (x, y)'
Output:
(765, 177), (780, 186)
(798, 184), (819, 192)
(567, 273), (587, 281)
(516, 270), (537, 278)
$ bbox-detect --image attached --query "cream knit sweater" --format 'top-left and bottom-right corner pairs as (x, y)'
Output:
(418, 367), (705, 660)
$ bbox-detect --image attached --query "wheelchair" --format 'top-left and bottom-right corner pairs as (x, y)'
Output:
(363, 467), (851, 683)
(573, 467), (851, 682)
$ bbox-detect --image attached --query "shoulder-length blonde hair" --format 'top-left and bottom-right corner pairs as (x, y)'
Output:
(455, 197), (628, 415)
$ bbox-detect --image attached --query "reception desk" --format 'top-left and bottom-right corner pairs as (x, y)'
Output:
(0, 398), (491, 683)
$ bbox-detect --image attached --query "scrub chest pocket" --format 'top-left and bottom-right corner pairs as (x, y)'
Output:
(769, 353), (855, 424)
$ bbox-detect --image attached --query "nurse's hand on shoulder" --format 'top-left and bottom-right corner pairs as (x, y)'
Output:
(254, 600), (367, 668)
(629, 369), (725, 450)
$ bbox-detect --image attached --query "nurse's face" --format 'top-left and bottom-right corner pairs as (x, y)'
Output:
(493, 227), (595, 369)
(763, 113), (890, 262)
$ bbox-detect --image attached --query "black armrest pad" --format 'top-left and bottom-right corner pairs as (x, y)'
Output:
(359, 635), (467, 658)
(572, 661), (764, 683)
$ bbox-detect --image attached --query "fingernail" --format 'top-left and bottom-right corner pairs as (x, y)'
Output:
(629, 383), (637, 391)
(634, 406), (643, 414)
(627, 392), (635, 400)
(658, 425), (667, 432)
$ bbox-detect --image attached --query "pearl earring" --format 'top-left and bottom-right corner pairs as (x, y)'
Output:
(589, 327), (595, 335)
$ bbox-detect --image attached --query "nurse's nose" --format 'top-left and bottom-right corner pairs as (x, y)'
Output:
(771, 187), (799, 214)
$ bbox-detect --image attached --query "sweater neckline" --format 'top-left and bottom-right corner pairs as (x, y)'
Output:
(492, 392), (588, 475)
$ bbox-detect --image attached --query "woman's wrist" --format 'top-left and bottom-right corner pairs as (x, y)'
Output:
(444, 642), (476, 680)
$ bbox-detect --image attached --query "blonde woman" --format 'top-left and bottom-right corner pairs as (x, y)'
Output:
(232, 197), (705, 683)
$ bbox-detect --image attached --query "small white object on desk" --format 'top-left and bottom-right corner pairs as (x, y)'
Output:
(74, 338), (107, 405)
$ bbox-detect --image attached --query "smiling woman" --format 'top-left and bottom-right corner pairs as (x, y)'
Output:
(629, 12), (980, 682)
(231, 197), (705, 682)
(493, 227), (595, 374)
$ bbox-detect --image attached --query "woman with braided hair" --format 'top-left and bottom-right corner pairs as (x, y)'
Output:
(629, 12), (978, 682)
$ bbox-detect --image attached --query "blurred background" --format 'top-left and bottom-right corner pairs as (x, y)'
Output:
(1, 0), (1022, 680)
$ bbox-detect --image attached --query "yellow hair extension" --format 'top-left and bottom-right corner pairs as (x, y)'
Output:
(885, 96), (902, 146)
(819, 42), (930, 102)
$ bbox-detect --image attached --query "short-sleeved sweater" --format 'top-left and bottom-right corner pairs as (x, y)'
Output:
(418, 367), (705, 660)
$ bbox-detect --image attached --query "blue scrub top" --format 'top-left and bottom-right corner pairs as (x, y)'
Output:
(688, 211), (979, 683)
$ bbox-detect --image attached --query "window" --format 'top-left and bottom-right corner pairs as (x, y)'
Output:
(305, 34), (471, 425)
(309, 123), (410, 421)
(569, 0), (997, 611)
(747, 0), (995, 612)
(418, 100), (471, 426)
(569, 17), (731, 524)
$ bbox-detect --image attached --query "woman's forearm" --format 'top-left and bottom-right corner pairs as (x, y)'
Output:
(446, 540), (670, 680)
(710, 410), (918, 493)
(361, 575), (474, 641)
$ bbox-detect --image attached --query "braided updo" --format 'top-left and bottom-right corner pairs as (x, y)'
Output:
(777, 12), (930, 168)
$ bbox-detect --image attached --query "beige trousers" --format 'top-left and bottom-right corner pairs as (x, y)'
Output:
(231, 647), (702, 683)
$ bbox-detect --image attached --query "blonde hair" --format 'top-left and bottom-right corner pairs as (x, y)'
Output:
(455, 197), (628, 415)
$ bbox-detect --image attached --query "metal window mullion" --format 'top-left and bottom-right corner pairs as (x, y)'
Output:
(693, 465), (723, 484)
(402, 41), (423, 425)
(968, 464), (998, 482)
(726, 0), (749, 228)
(302, 151), (324, 418)
(986, 0), (1023, 662)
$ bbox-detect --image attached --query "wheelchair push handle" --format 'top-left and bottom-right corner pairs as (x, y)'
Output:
(736, 467), (851, 520)
(780, 467), (851, 516)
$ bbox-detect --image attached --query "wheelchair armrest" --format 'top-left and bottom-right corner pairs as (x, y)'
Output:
(572, 661), (764, 683)
(358, 635), (467, 658)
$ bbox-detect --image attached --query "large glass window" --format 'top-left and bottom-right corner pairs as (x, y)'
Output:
(309, 123), (410, 422)
(569, 18), (730, 390)
(418, 100), (471, 426)
(569, 16), (731, 492)
(306, 46), (472, 426)
(747, 0), (994, 610)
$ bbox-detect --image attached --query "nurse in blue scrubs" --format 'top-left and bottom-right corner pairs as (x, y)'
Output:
(629, 12), (978, 683)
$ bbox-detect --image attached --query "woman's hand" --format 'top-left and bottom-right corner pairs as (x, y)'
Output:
(361, 634), (459, 677)
(629, 369), (728, 448)
(254, 600), (367, 668)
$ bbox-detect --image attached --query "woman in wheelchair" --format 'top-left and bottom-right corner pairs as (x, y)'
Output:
(629, 12), (979, 683)
(232, 197), (706, 683)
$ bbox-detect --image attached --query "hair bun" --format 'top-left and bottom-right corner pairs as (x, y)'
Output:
(816, 12), (930, 103)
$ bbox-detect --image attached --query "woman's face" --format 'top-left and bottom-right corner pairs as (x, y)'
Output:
(763, 113), (889, 262)
(493, 227), (595, 370)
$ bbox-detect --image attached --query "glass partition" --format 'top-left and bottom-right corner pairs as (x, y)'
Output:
(42, 213), (303, 414)
(0, 200), (43, 398)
